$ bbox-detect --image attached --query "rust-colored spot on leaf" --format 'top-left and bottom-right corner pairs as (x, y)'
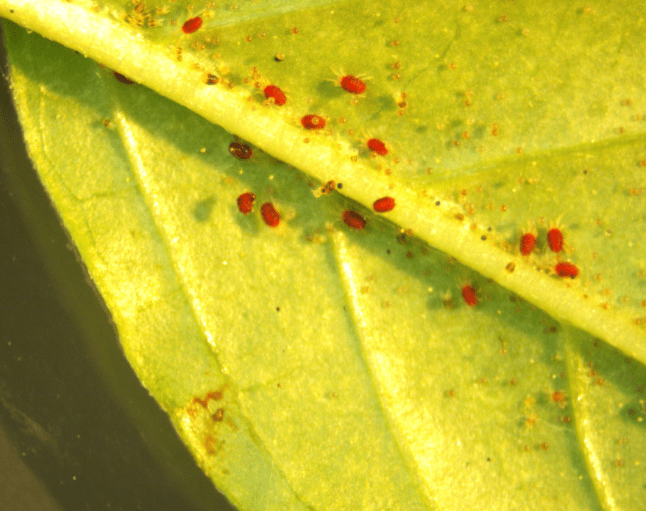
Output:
(192, 390), (224, 409)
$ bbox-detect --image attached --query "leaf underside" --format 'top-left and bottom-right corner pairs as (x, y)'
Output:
(2, 0), (646, 509)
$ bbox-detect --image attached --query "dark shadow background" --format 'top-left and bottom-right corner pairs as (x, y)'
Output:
(0, 25), (236, 511)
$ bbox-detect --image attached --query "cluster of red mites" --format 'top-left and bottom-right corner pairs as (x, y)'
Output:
(519, 226), (578, 279)
(187, 19), (584, 308)
(237, 192), (281, 228)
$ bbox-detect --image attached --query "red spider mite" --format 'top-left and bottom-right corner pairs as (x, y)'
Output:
(343, 210), (366, 230)
(367, 138), (388, 156)
(373, 196), (396, 212)
(182, 16), (203, 34)
(263, 85), (286, 106)
(237, 192), (255, 215)
(301, 114), (326, 130)
(113, 72), (134, 84)
(555, 262), (578, 279)
(229, 142), (253, 159)
(520, 232), (537, 256)
(340, 75), (366, 94)
(261, 202), (280, 227)
(461, 285), (477, 307)
(547, 227), (564, 253)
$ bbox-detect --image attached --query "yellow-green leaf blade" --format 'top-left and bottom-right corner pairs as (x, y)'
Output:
(2, 0), (646, 356)
(3, 0), (646, 509)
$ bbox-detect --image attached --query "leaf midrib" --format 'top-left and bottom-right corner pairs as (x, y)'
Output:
(2, 0), (645, 362)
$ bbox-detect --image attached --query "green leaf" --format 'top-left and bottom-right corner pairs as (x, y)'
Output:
(2, 0), (646, 509)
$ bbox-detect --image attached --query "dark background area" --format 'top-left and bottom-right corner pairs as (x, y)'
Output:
(0, 26), (236, 511)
